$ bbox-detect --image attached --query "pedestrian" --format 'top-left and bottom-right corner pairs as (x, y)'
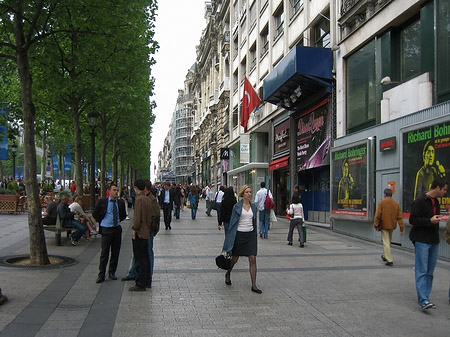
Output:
(216, 186), (225, 230)
(173, 184), (181, 219)
(221, 187), (237, 252)
(373, 188), (404, 266)
(409, 177), (448, 310)
(205, 184), (213, 216)
(57, 194), (88, 246)
(120, 186), (131, 220)
(223, 185), (262, 294)
(158, 181), (174, 230)
(286, 193), (305, 247)
(93, 183), (126, 283)
(122, 180), (160, 287)
(444, 213), (450, 303)
(187, 185), (199, 219)
(127, 179), (152, 292)
(254, 182), (273, 239)
(180, 185), (186, 212)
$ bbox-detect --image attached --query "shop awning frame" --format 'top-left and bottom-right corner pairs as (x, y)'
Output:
(269, 155), (290, 171)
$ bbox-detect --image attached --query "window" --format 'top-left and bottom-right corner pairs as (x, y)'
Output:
(259, 0), (268, 13)
(233, 36), (238, 56)
(232, 106), (239, 128)
(312, 14), (330, 48)
(233, 69), (238, 92)
(260, 25), (269, 57)
(241, 16), (247, 37)
(273, 5), (284, 40)
(437, 0), (450, 102)
(346, 41), (376, 133)
(400, 19), (421, 81)
(240, 57), (247, 82)
(249, 1), (257, 28)
(290, 0), (303, 18)
(249, 43), (257, 71)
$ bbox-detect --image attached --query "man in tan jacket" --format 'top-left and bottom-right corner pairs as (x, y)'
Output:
(374, 188), (405, 266)
(129, 179), (152, 291)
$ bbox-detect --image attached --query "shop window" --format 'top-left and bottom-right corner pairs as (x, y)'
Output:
(437, 0), (450, 102)
(346, 40), (376, 133)
(312, 13), (330, 48)
(400, 19), (421, 81)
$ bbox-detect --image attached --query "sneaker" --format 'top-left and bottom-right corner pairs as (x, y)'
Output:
(70, 236), (77, 246)
(90, 230), (98, 236)
(430, 303), (437, 309)
(385, 262), (393, 266)
(126, 216), (130, 220)
(381, 255), (387, 262)
(421, 302), (434, 311)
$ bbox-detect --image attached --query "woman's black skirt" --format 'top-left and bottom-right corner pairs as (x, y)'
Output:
(232, 229), (257, 256)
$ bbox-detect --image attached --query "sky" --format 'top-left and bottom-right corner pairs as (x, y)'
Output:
(150, 1), (206, 180)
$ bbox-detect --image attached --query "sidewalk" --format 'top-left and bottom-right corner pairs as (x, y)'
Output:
(0, 202), (450, 337)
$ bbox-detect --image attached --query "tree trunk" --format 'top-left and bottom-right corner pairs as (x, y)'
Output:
(120, 150), (125, 190)
(112, 135), (118, 185)
(100, 115), (107, 197)
(14, 4), (49, 265)
(71, 97), (83, 197)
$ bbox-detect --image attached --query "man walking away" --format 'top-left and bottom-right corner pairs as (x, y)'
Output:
(93, 184), (126, 283)
(409, 178), (448, 310)
(374, 188), (404, 266)
(254, 182), (273, 239)
(128, 179), (152, 291)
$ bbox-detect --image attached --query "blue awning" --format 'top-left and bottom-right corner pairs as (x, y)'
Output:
(263, 46), (333, 110)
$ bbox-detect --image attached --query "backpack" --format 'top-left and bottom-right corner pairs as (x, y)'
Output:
(149, 194), (160, 236)
(264, 189), (274, 210)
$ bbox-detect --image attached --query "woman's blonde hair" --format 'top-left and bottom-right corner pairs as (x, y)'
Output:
(238, 184), (251, 198)
(74, 196), (83, 203)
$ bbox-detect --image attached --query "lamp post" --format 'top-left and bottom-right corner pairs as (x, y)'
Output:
(88, 111), (99, 210)
(11, 143), (17, 179)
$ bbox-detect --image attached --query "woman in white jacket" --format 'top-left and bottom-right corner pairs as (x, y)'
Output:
(286, 193), (305, 247)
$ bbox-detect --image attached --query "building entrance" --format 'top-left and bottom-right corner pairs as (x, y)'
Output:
(298, 166), (330, 223)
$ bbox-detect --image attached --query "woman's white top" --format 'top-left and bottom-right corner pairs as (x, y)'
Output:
(216, 190), (224, 203)
(237, 206), (254, 232)
(289, 203), (304, 219)
(69, 202), (88, 220)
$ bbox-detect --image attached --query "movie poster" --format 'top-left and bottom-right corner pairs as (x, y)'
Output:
(402, 119), (450, 217)
(331, 142), (368, 218)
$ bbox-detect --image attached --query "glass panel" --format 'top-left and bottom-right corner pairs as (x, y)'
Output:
(437, 0), (450, 100)
(346, 41), (376, 131)
(401, 20), (421, 81)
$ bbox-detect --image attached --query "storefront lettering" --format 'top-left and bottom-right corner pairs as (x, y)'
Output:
(407, 127), (432, 144)
(275, 129), (289, 143)
(298, 111), (324, 136)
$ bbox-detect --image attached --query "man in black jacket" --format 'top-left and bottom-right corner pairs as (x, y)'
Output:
(158, 181), (174, 230)
(93, 184), (126, 283)
(409, 177), (448, 310)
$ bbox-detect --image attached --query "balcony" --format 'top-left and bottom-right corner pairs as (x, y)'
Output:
(218, 77), (230, 100)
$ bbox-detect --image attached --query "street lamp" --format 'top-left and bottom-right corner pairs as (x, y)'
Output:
(88, 110), (99, 210)
(11, 143), (17, 179)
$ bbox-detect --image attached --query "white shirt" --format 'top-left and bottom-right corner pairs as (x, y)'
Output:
(288, 203), (304, 219)
(237, 207), (254, 232)
(216, 190), (224, 203)
(254, 187), (273, 211)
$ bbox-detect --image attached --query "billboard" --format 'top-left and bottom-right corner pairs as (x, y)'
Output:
(331, 140), (372, 220)
(0, 107), (8, 160)
(402, 119), (450, 217)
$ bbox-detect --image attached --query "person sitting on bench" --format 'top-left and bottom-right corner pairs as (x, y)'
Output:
(57, 194), (88, 246)
(42, 196), (58, 226)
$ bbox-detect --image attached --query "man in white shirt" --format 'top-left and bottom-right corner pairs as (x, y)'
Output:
(254, 182), (273, 239)
(205, 184), (213, 216)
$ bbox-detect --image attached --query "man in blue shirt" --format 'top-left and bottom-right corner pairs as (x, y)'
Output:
(93, 184), (126, 283)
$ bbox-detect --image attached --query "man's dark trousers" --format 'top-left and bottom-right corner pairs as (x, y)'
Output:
(133, 236), (150, 288)
(99, 225), (122, 278)
(162, 203), (172, 229)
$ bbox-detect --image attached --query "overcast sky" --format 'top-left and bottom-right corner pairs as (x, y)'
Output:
(150, 1), (206, 180)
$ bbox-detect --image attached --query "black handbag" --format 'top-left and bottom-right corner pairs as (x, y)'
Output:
(215, 254), (231, 270)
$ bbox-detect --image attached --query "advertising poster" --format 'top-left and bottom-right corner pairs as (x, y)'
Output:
(402, 120), (450, 217)
(0, 107), (8, 160)
(296, 102), (331, 171)
(331, 142), (368, 218)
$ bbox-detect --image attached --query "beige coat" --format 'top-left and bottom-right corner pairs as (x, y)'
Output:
(374, 196), (404, 231)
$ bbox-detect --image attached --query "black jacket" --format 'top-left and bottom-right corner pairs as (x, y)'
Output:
(221, 189), (237, 224)
(409, 192), (441, 244)
(158, 188), (174, 209)
(57, 202), (74, 228)
(93, 197), (127, 224)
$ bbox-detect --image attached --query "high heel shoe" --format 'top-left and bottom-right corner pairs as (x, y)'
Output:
(225, 272), (231, 285)
(251, 287), (262, 294)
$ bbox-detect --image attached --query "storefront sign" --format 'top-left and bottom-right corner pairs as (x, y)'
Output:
(331, 142), (368, 218)
(379, 136), (396, 152)
(402, 120), (450, 218)
(240, 134), (250, 164)
(273, 120), (290, 155)
(220, 148), (230, 160)
(296, 102), (331, 170)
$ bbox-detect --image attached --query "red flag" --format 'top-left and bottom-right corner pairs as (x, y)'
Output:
(241, 77), (261, 133)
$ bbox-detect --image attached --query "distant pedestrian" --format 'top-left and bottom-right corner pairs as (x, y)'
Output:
(173, 184), (181, 219)
(205, 184), (213, 216)
(216, 186), (225, 230)
(223, 185), (262, 294)
(187, 185), (199, 219)
(254, 182), (273, 239)
(93, 183), (126, 283)
(221, 187), (237, 252)
(373, 188), (404, 266)
(286, 193), (305, 247)
(158, 181), (174, 230)
(409, 178), (448, 310)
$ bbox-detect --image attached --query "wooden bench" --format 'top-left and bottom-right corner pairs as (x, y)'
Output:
(43, 215), (76, 246)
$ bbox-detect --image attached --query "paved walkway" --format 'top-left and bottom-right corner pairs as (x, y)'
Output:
(1, 201), (450, 337)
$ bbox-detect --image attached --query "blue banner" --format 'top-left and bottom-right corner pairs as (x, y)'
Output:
(64, 152), (71, 171)
(0, 107), (8, 160)
(52, 154), (59, 171)
(108, 166), (112, 178)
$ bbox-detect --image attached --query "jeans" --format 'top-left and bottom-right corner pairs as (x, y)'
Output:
(174, 205), (180, 219)
(414, 242), (439, 306)
(222, 222), (230, 252)
(191, 207), (197, 219)
(67, 220), (88, 242)
(287, 218), (304, 243)
(127, 235), (154, 282)
(216, 203), (222, 225)
(259, 210), (270, 238)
